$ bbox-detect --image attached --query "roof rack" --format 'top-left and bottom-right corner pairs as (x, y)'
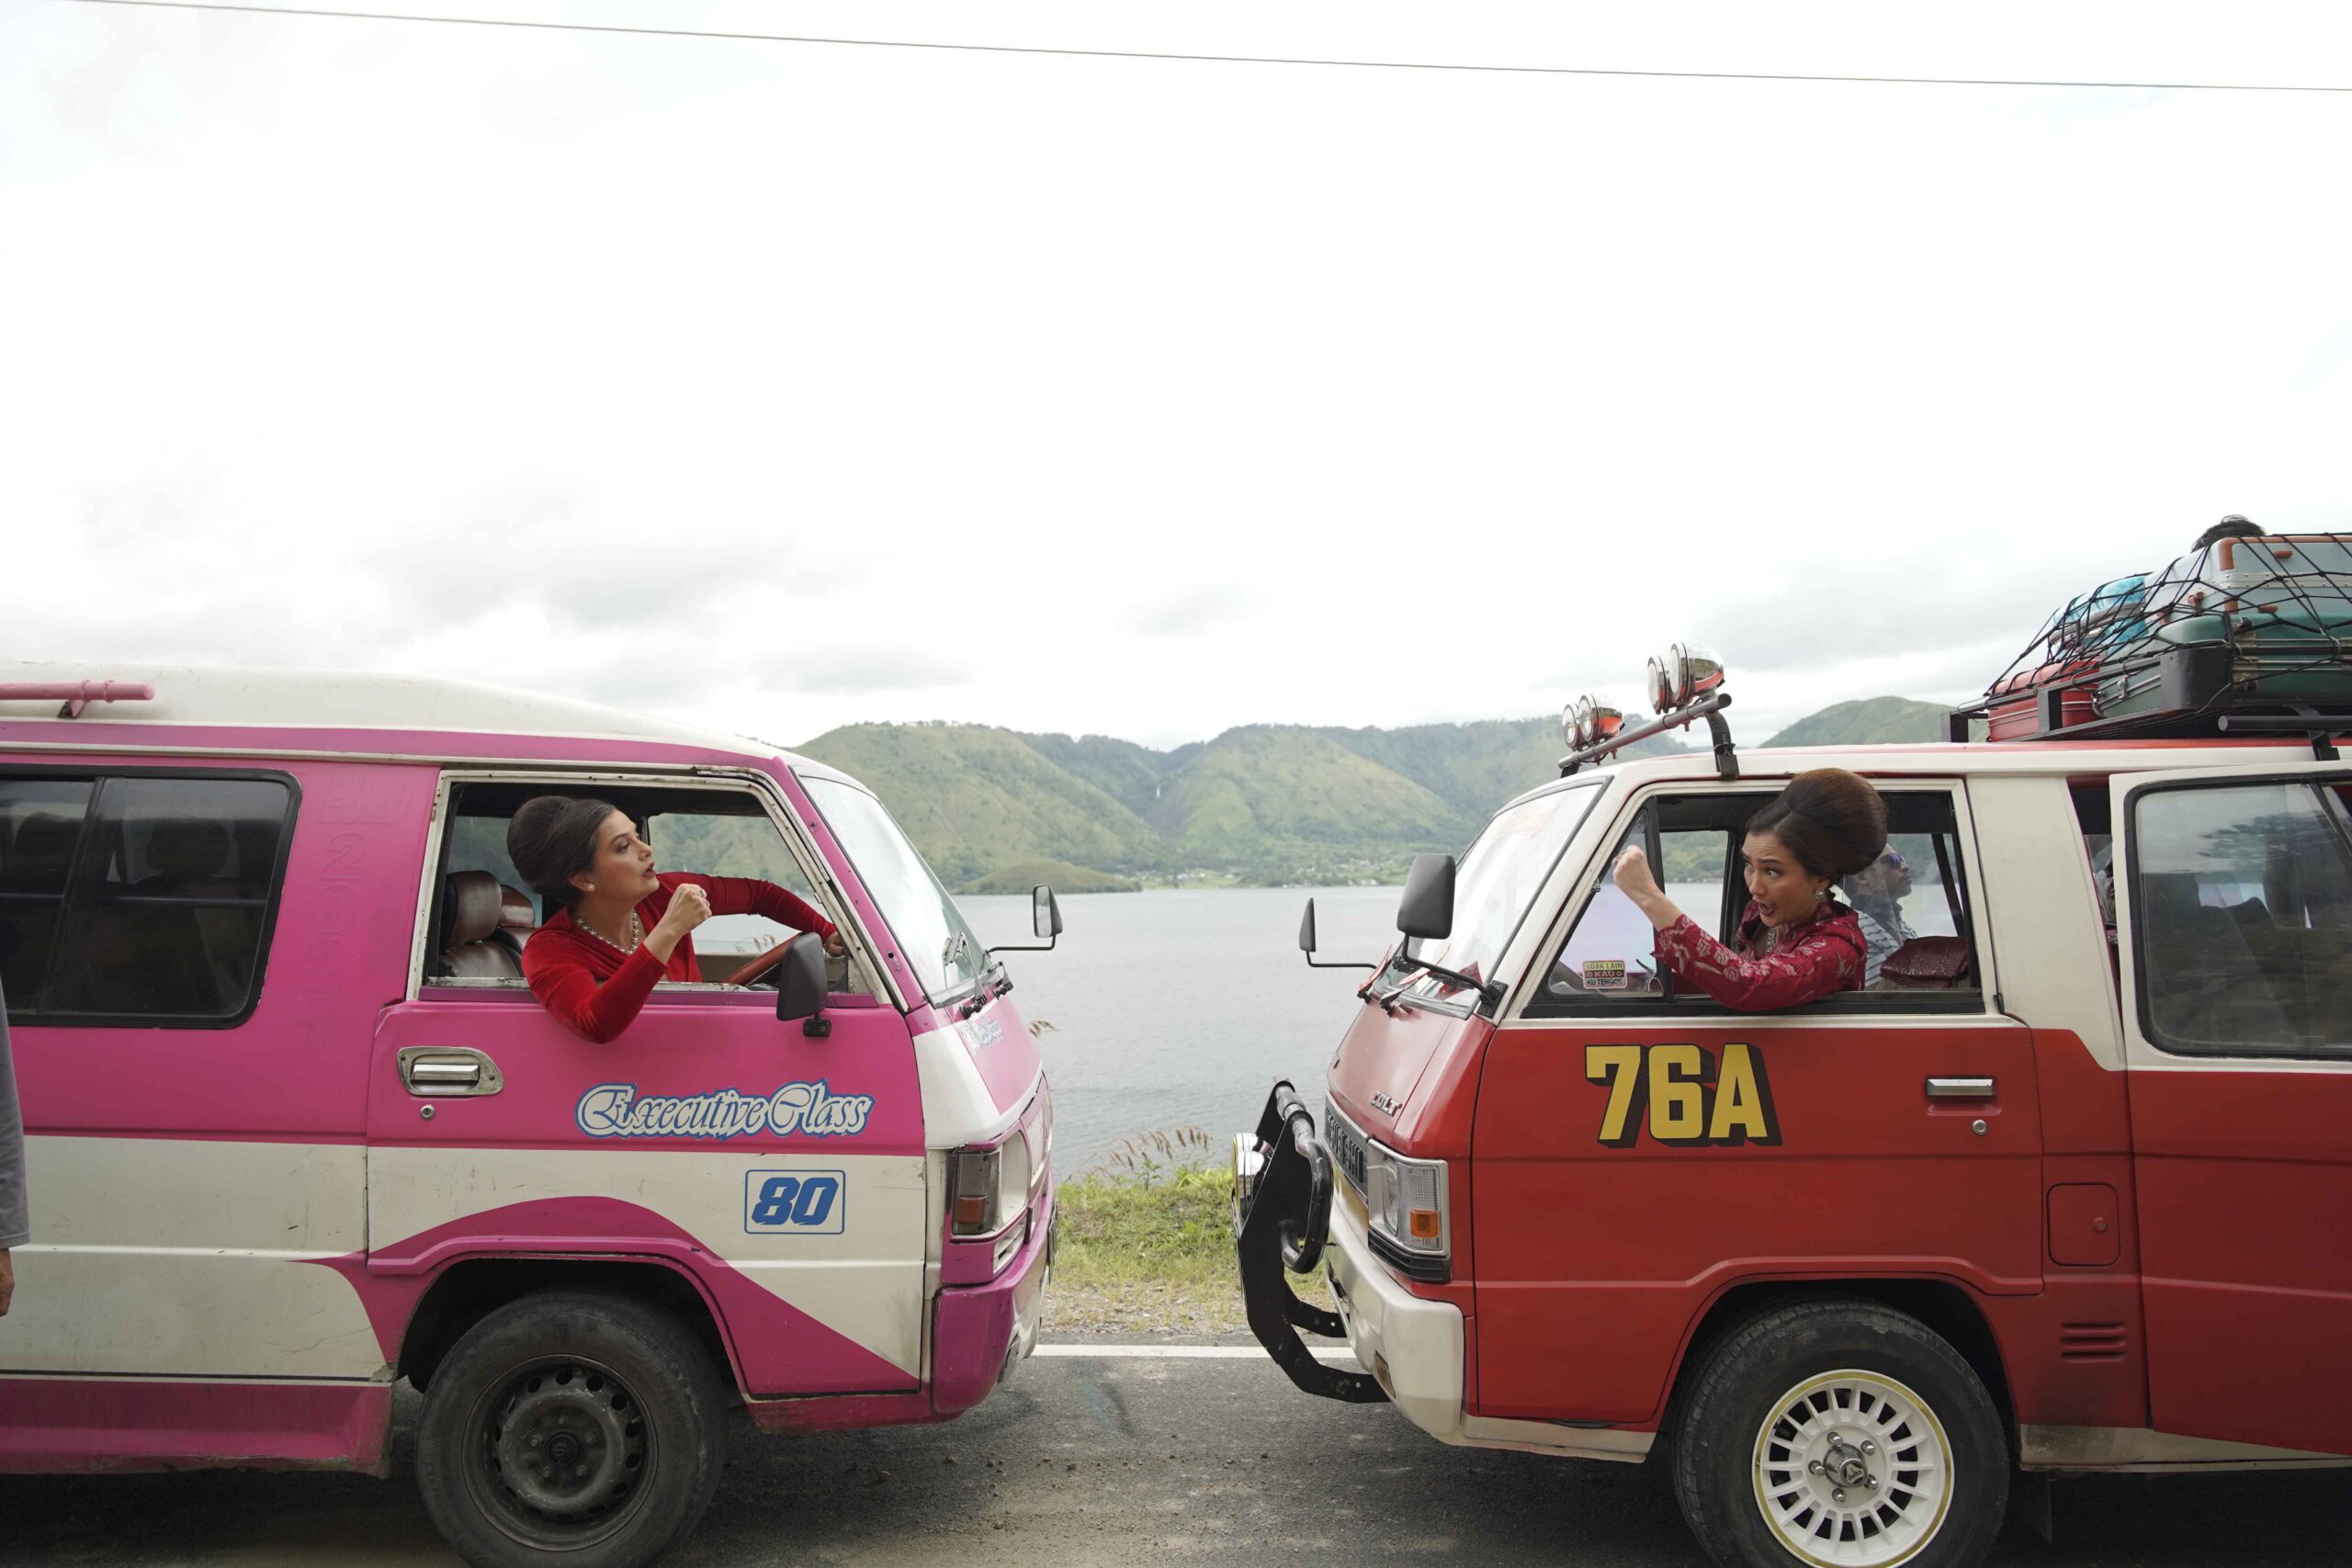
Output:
(0, 681), (157, 719)
(1955, 533), (2352, 760)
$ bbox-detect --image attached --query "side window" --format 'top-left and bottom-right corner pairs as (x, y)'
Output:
(2130, 779), (2352, 1057)
(4, 774), (295, 1025)
(641, 806), (820, 965)
(0, 779), (96, 1004)
(1546, 821), (1730, 998)
(1532, 788), (1981, 1015)
(432, 783), (838, 988)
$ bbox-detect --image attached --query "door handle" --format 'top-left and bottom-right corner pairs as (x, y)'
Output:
(399, 1046), (505, 1097)
(1926, 1076), (1996, 1100)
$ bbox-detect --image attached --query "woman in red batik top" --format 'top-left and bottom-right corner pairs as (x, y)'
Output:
(507, 795), (842, 1043)
(1610, 768), (1887, 1010)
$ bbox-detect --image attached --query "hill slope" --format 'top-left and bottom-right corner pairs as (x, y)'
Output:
(797, 724), (1161, 889)
(1765, 697), (1952, 749)
(798, 698), (1939, 891)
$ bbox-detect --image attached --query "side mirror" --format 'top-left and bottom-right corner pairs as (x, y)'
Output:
(1396, 853), (1456, 941)
(993, 884), (1063, 953)
(1301, 894), (1377, 972)
(775, 937), (831, 1037)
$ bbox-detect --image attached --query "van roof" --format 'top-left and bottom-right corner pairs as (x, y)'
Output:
(1498, 734), (2340, 813)
(0, 660), (848, 779)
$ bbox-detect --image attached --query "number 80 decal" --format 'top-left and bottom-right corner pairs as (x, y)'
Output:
(744, 1169), (847, 1234)
(1583, 1043), (1780, 1147)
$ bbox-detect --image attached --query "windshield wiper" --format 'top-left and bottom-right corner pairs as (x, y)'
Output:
(1373, 957), (1502, 1015)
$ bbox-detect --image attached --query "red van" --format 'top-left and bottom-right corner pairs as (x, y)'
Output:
(1237, 648), (2351, 1568)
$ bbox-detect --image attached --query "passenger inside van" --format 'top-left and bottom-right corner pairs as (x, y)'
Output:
(506, 795), (842, 1043)
(1611, 769), (1885, 1010)
(1845, 846), (1918, 986)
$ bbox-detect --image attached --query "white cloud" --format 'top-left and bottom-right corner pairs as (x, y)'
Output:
(5, 1), (2351, 754)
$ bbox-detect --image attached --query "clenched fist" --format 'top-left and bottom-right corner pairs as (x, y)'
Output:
(1612, 846), (1662, 901)
(654, 882), (713, 942)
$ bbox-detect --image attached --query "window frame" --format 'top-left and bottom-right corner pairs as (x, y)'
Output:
(410, 768), (887, 1006)
(1381, 775), (1610, 1017)
(0, 764), (301, 1030)
(2120, 766), (2352, 1062)
(1516, 778), (1993, 1022)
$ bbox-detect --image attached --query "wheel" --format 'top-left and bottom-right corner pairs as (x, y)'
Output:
(1669, 1299), (2008, 1568)
(414, 1291), (729, 1568)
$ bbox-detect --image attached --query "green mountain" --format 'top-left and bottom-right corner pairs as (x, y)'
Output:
(797, 698), (1939, 893)
(797, 723), (1160, 889)
(1764, 698), (1953, 749)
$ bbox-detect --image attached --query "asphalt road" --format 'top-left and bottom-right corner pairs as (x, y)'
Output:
(6, 1346), (2348, 1566)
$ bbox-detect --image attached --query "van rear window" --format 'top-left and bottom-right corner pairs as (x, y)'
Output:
(0, 773), (296, 1027)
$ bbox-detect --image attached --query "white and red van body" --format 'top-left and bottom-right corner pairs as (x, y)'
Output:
(1238, 729), (2352, 1568)
(0, 667), (1052, 1497)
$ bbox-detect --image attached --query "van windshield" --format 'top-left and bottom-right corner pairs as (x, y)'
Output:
(1401, 779), (1602, 994)
(801, 776), (989, 1006)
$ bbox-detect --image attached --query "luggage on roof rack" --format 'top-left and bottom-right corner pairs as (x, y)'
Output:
(1950, 532), (2352, 745)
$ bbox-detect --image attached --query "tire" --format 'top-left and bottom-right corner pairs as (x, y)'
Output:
(414, 1290), (729, 1568)
(1669, 1298), (2008, 1568)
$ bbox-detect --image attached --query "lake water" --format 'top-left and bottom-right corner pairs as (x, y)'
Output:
(961, 878), (1718, 1179)
(959, 887), (1402, 1178)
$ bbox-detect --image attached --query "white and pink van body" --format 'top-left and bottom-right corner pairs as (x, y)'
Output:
(0, 667), (1053, 1476)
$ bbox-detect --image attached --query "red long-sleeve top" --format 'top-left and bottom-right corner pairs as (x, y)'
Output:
(1653, 896), (1866, 1010)
(522, 873), (835, 1043)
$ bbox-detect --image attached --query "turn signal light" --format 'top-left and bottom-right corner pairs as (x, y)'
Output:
(1408, 1208), (1442, 1241)
(953, 1194), (989, 1227)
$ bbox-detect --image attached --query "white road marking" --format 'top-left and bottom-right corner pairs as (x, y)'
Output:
(1035, 1344), (1360, 1361)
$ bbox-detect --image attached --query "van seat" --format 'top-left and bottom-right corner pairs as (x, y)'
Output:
(492, 882), (536, 961)
(440, 870), (525, 979)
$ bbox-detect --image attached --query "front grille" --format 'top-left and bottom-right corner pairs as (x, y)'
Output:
(1324, 1106), (1368, 1196)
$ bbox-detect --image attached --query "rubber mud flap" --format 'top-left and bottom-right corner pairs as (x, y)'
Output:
(1235, 1081), (1387, 1404)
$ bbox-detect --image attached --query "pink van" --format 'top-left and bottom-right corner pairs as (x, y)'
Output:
(0, 665), (1057, 1566)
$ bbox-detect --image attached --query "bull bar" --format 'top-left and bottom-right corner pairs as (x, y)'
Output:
(1231, 1080), (1388, 1404)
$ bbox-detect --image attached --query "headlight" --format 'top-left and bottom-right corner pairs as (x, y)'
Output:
(948, 1108), (1040, 1245)
(1363, 1141), (1450, 1266)
(998, 1128), (1032, 1218)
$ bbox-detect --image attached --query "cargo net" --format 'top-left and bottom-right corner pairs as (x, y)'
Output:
(1978, 533), (2352, 739)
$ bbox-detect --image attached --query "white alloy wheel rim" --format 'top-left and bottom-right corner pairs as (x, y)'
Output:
(1750, 1369), (1954, 1568)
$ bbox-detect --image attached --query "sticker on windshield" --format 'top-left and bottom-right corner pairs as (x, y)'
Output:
(1581, 959), (1629, 991)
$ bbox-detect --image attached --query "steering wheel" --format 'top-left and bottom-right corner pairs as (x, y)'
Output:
(724, 930), (819, 988)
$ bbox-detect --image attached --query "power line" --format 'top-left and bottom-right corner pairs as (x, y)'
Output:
(65, 0), (2352, 95)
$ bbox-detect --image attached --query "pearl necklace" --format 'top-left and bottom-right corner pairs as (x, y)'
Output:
(576, 908), (644, 955)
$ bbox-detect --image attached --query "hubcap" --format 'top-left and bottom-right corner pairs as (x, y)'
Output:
(472, 1358), (652, 1548)
(1751, 1370), (1952, 1567)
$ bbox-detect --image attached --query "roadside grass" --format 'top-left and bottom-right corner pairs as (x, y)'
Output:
(1046, 1131), (1334, 1337)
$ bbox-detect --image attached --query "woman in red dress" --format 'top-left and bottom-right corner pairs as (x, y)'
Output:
(507, 795), (843, 1043)
(1610, 768), (1886, 1010)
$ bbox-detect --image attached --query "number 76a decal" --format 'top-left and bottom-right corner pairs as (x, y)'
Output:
(1583, 1043), (1780, 1147)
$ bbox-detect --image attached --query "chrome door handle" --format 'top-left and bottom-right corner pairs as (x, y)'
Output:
(399, 1046), (504, 1097)
(1926, 1077), (1996, 1100)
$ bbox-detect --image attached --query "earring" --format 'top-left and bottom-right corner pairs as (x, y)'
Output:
(1815, 886), (1828, 902)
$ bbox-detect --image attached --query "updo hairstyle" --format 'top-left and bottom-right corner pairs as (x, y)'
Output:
(506, 795), (623, 911)
(1744, 769), (1887, 882)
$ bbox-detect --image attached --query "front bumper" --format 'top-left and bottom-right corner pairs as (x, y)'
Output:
(932, 1186), (1055, 1416)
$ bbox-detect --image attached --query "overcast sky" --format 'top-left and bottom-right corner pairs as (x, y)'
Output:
(5, 1), (2351, 750)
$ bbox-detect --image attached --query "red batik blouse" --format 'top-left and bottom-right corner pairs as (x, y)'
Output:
(1652, 896), (1867, 1010)
(523, 872), (835, 1043)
